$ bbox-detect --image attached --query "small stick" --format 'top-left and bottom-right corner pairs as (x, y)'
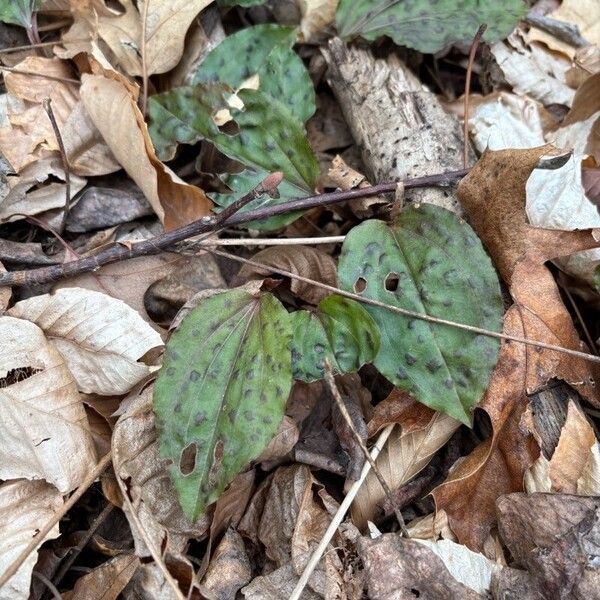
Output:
(0, 39), (88, 54)
(140, 0), (150, 116)
(289, 424), (395, 600)
(185, 235), (345, 247)
(42, 98), (71, 232)
(0, 65), (80, 84)
(463, 24), (487, 168)
(0, 453), (113, 590)
(0, 169), (468, 288)
(323, 360), (408, 535)
(208, 248), (600, 365)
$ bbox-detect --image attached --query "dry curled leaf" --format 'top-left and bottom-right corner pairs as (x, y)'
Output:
(8, 287), (163, 396)
(0, 316), (97, 492)
(237, 245), (338, 305)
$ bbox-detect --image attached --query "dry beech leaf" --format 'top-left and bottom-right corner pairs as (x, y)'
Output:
(352, 410), (460, 528)
(8, 287), (163, 396)
(0, 316), (97, 492)
(298, 0), (338, 42)
(1, 158), (86, 222)
(527, 400), (599, 495)
(80, 70), (212, 229)
(458, 146), (599, 284)
(111, 384), (210, 557)
(59, 0), (213, 77)
(238, 245), (338, 305)
(0, 260), (10, 312)
(242, 563), (321, 600)
(67, 554), (139, 600)
(257, 415), (300, 463)
(202, 528), (252, 600)
(406, 510), (456, 542)
(432, 306), (540, 551)
(0, 480), (63, 600)
(359, 534), (485, 600)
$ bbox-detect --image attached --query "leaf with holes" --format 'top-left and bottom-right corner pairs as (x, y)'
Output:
(153, 286), (293, 521)
(211, 167), (306, 231)
(192, 24), (315, 124)
(149, 85), (319, 192)
(335, 0), (526, 54)
(0, 0), (41, 27)
(291, 295), (380, 382)
(337, 204), (503, 424)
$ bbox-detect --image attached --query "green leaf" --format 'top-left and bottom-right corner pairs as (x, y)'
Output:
(153, 287), (293, 521)
(211, 167), (307, 231)
(0, 0), (41, 27)
(335, 0), (527, 54)
(291, 295), (381, 382)
(595, 265), (600, 293)
(337, 204), (503, 425)
(149, 85), (319, 191)
(192, 24), (315, 124)
(218, 0), (265, 5)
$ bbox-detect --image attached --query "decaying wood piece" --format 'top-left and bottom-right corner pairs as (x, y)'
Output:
(322, 38), (474, 214)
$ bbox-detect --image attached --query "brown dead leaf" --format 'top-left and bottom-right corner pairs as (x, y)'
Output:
(8, 287), (163, 395)
(0, 316), (98, 492)
(111, 384), (210, 557)
(353, 411), (460, 529)
(297, 0), (338, 42)
(432, 306), (540, 551)
(80, 70), (212, 228)
(359, 534), (485, 600)
(0, 480), (63, 600)
(458, 146), (599, 284)
(257, 415), (299, 463)
(237, 245), (337, 305)
(201, 529), (252, 600)
(497, 493), (600, 598)
(59, 0), (213, 77)
(67, 554), (140, 600)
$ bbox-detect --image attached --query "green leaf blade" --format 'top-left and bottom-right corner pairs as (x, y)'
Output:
(291, 295), (381, 382)
(336, 0), (527, 54)
(0, 0), (41, 27)
(337, 204), (503, 424)
(153, 288), (293, 521)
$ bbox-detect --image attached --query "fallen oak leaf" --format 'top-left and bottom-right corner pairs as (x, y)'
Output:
(432, 306), (540, 551)
(80, 68), (212, 229)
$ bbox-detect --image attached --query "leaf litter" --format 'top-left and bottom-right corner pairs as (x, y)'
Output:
(1, 1), (600, 599)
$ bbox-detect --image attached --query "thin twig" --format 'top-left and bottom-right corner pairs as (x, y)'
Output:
(0, 65), (80, 84)
(49, 503), (114, 594)
(0, 169), (468, 288)
(31, 572), (62, 600)
(0, 453), (113, 590)
(289, 424), (395, 600)
(190, 235), (345, 247)
(463, 24), (486, 168)
(115, 469), (186, 600)
(0, 38), (90, 54)
(323, 360), (408, 535)
(208, 248), (600, 365)
(42, 98), (71, 233)
(140, 0), (150, 116)
(563, 286), (598, 354)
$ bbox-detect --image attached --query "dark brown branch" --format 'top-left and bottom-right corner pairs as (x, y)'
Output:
(0, 168), (468, 288)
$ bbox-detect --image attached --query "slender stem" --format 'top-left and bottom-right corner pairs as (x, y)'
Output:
(43, 98), (71, 233)
(140, 0), (150, 116)
(186, 235), (345, 247)
(0, 65), (80, 84)
(0, 169), (468, 288)
(463, 24), (486, 168)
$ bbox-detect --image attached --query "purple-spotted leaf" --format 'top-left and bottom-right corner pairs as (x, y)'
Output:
(337, 204), (503, 425)
(153, 286), (292, 521)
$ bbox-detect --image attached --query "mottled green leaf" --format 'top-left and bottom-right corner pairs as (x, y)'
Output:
(192, 24), (315, 123)
(0, 0), (41, 27)
(336, 0), (527, 54)
(211, 167), (306, 231)
(154, 287), (293, 521)
(291, 295), (381, 382)
(149, 85), (319, 191)
(337, 204), (503, 424)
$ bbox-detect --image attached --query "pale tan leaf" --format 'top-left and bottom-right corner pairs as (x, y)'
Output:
(238, 245), (337, 305)
(0, 316), (97, 492)
(298, 0), (338, 42)
(578, 442), (600, 494)
(8, 288), (163, 395)
(524, 454), (552, 493)
(0, 480), (63, 600)
(80, 71), (212, 228)
(257, 415), (299, 463)
(242, 564), (321, 600)
(68, 554), (140, 600)
(406, 510), (455, 542)
(352, 413), (460, 528)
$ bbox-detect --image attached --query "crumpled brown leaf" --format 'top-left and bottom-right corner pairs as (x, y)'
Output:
(432, 306), (540, 551)
(237, 245), (338, 305)
(79, 68), (212, 229)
